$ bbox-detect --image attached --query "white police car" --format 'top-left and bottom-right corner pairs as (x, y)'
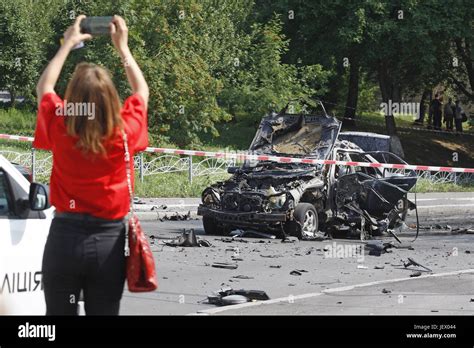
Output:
(0, 154), (53, 314)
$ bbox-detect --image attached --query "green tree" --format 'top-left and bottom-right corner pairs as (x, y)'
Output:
(0, 0), (56, 105)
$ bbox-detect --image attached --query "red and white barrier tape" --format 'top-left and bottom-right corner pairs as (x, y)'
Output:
(0, 134), (34, 142)
(1, 133), (473, 173)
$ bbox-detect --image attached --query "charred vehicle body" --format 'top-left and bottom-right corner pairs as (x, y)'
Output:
(198, 105), (417, 240)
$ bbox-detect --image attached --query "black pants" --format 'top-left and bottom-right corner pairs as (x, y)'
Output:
(42, 215), (126, 315)
(445, 116), (453, 130)
(433, 112), (442, 129)
(455, 119), (463, 133)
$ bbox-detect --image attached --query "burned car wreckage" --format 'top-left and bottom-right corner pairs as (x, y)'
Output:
(198, 104), (417, 240)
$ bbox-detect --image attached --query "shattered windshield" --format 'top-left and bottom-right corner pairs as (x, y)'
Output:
(249, 113), (341, 159)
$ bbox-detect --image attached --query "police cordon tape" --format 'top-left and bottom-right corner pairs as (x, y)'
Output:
(1, 133), (473, 173)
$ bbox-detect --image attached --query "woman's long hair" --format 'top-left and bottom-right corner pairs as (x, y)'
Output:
(64, 62), (122, 156)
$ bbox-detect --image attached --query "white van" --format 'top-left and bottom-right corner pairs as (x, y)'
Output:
(0, 155), (53, 314)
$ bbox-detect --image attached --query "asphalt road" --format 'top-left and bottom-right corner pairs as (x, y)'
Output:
(120, 192), (474, 315)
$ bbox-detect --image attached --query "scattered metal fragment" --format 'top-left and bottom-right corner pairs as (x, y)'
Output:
(403, 257), (432, 272)
(388, 229), (402, 243)
(151, 204), (167, 210)
(230, 229), (276, 239)
(212, 262), (238, 270)
(133, 197), (145, 204)
(221, 295), (249, 305)
(311, 280), (340, 285)
(159, 211), (192, 222)
(290, 269), (308, 276)
(207, 288), (270, 306)
(260, 254), (282, 258)
(365, 240), (394, 256)
(165, 229), (211, 247)
(232, 275), (254, 280)
(394, 243), (415, 250)
(218, 237), (249, 243)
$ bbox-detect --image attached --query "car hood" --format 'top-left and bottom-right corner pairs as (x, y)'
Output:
(248, 113), (341, 159)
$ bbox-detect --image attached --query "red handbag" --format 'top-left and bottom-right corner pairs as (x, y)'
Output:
(122, 131), (158, 292)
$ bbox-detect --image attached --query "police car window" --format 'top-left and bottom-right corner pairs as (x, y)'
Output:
(0, 170), (13, 216)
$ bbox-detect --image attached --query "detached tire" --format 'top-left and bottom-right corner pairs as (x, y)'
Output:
(202, 216), (225, 236)
(284, 203), (319, 240)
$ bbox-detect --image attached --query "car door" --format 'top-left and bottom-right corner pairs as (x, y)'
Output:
(0, 157), (53, 315)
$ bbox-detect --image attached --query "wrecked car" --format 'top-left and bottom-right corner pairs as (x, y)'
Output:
(198, 104), (417, 240)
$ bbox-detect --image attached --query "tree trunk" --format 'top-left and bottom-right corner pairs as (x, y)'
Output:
(416, 89), (430, 124)
(343, 57), (360, 126)
(451, 38), (474, 100)
(377, 62), (398, 135)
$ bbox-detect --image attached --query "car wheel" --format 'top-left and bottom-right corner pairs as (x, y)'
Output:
(202, 216), (226, 236)
(285, 203), (319, 240)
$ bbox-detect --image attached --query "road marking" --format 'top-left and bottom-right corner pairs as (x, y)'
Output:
(417, 204), (474, 209)
(415, 198), (474, 202)
(194, 269), (474, 315)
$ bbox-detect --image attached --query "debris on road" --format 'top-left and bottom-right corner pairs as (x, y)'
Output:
(388, 230), (402, 244)
(207, 288), (270, 306)
(221, 295), (248, 305)
(402, 257), (432, 272)
(230, 230), (276, 239)
(232, 275), (254, 280)
(164, 229), (212, 247)
(452, 227), (474, 234)
(260, 254), (283, 258)
(290, 269), (308, 276)
(217, 237), (249, 243)
(394, 243), (415, 250)
(133, 197), (146, 204)
(212, 262), (238, 270)
(365, 240), (394, 256)
(159, 211), (192, 222)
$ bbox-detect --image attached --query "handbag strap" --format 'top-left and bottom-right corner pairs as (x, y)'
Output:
(122, 130), (135, 257)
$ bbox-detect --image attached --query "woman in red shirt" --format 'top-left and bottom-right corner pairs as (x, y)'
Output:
(34, 15), (149, 315)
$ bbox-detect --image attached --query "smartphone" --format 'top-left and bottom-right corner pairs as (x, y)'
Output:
(80, 16), (113, 35)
